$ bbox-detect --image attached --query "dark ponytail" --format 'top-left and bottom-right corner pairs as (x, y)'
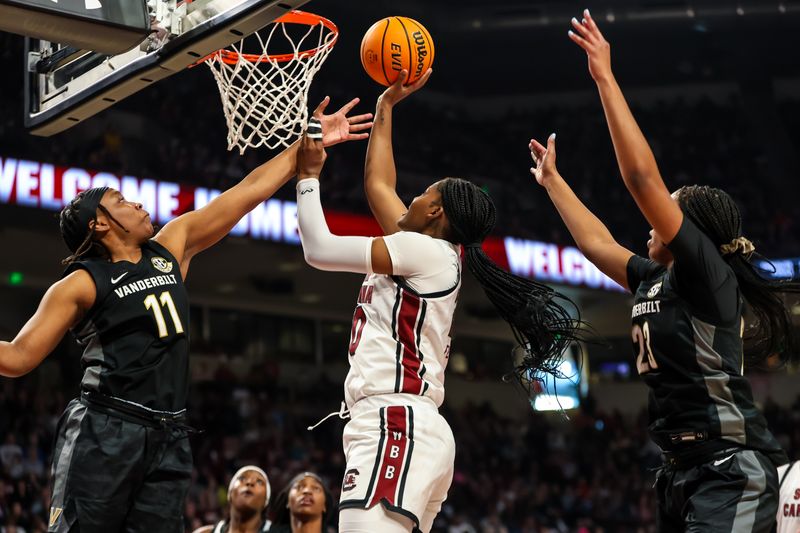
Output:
(437, 177), (585, 384)
(677, 185), (800, 367)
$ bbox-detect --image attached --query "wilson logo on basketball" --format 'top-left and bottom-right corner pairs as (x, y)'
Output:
(342, 468), (359, 492)
(365, 50), (378, 64)
(412, 31), (428, 77)
(151, 257), (173, 273)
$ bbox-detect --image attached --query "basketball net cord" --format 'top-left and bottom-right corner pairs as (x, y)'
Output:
(205, 17), (336, 154)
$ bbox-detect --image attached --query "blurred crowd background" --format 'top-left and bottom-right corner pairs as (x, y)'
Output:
(2, 368), (798, 533)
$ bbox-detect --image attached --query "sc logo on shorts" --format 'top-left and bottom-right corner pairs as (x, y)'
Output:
(342, 468), (359, 492)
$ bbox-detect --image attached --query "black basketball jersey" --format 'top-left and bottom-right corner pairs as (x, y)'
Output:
(626, 218), (786, 463)
(64, 240), (190, 412)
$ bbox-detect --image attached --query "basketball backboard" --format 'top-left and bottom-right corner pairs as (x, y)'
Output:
(0, 0), (150, 54)
(24, 0), (310, 137)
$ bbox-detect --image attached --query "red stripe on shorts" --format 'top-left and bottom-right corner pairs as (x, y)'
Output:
(397, 291), (424, 394)
(369, 406), (410, 506)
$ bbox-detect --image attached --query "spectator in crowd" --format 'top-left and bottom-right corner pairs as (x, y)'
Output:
(267, 472), (333, 533)
(193, 465), (271, 533)
(2, 372), (798, 532)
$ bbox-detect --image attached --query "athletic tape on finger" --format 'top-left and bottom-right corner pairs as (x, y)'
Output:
(307, 117), (323, 140)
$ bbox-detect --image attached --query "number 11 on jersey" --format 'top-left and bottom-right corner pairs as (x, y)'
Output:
(144, 291), (184, 338)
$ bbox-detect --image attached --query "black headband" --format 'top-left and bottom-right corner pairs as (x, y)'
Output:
(60, 187), (109, 253)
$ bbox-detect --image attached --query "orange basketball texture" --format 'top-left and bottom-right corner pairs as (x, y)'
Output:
(360, 17), (435, 86)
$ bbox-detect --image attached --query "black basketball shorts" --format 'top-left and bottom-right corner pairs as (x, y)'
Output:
(48, 399), (192, 533)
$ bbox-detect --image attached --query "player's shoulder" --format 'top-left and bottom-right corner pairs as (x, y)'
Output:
(779, 460), (800, 482)
(629, 254), (665, 275)
(55, 268), (97, 305)
(388, 231), (459, 254)
(628, 254), (666, 291)
(48, 268), (97, 309)
(145, 237), (180, 261)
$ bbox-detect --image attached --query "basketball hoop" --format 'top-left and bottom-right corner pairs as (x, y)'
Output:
(202, 11), (338, 154)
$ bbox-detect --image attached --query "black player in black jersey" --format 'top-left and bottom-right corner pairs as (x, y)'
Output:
(527, 10), (800, 532)
(0, 98), (372, 533)
(193, 466), (271, 533)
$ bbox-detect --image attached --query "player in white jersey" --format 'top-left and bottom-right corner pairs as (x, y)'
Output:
(342, 231), (460, 408)
(778, 461), (800, 533)
(294, 70), (582, 533)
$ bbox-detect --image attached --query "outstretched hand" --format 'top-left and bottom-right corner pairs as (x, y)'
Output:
(568, 9), (613, 83)
(314, 97), (373, 147)
(379, 68), (433, 107)
(529, 134), (560, 187)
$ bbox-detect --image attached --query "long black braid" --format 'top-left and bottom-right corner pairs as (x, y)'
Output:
(437, 177), (586, 387)
(677, 185), (800, 366)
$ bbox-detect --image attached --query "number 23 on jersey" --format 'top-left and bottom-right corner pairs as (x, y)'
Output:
(632, 321), (658, 374)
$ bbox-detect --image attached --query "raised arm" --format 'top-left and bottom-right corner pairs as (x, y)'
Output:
(365, 69), (432, 235)
(296, 134), (395, 276)
(0, 270), (95, 377)
(530, 134), (634, 290)
(569, 10), (683, 244)
(154, 98), (372, 276)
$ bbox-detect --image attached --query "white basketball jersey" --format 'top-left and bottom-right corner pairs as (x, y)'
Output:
(344, 232), (461, 409)
(778, 461), (800, 533)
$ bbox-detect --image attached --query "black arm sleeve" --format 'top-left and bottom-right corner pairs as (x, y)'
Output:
(666, 217), (739, 324)
(626, 254), (663, 292)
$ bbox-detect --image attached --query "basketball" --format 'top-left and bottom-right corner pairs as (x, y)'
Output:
(360, 16), (435, 86)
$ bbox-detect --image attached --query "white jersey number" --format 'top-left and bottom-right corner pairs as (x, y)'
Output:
(633, 321), (658, 374)
(144, 292), (184, 338)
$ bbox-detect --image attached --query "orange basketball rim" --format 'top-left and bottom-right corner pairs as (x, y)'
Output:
(205, 10), (338, 65)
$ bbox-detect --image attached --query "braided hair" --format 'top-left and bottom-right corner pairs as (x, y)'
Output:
(676, 185), (800, 366)
(437, 177), (585, 386)
(59, 189), (130, 265)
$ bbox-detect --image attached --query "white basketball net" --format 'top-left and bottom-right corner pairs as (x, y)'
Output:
(205, 13), (337, 154)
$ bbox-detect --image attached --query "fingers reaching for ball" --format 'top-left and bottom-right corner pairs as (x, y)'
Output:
(380, 68), (433, 107)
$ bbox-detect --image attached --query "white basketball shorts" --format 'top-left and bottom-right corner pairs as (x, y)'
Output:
(338, 394), (455, 531)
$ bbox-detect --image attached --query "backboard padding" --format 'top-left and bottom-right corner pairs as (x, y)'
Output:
(25, 0), (311, 136)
